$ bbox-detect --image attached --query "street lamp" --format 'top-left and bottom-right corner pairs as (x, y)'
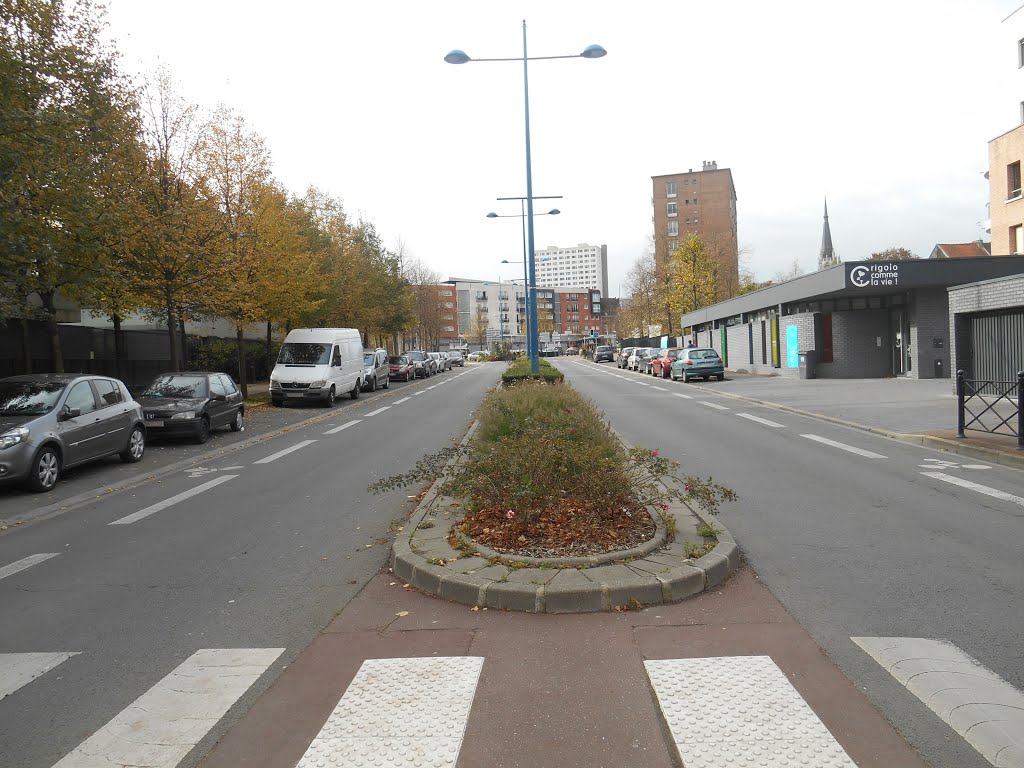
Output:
(446, 24), (606, 374)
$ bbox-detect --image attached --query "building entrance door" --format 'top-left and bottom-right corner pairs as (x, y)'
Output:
(890, 308), (909, 376)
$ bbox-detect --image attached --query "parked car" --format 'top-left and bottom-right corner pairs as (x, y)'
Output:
(404, 350), (436, 378)
(593, 345), (615, 363)
(361, 348), (390, 391)
(438, 351), (452, 371)
(389, 355), (416, 382)
(618, 347), (635, 369)
(271, 327), (363, 406)
(671, 348), (726, 382)
(466, 352), (483, 362)
(137, 372), (244, 444)
(565, 347), (578, 356)
(447, 350), (465, 367)
(651, 348), (685, 378)
(427, 351), (445, 373)
(629, 347), (657, 372)
(0, 374), (146, 492)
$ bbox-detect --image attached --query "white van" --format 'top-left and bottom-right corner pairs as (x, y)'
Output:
(270, 328), (364, 407)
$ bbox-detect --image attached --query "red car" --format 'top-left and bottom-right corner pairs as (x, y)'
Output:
(389, 355), (416, 382)
(651, 348), (685, 378)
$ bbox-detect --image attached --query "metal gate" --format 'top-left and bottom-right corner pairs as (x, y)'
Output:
(969, 310), (1024, 387)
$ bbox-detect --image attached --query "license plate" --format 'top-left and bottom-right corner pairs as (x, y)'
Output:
(287, 392), (304, 398)
(146, 420), (164, 427)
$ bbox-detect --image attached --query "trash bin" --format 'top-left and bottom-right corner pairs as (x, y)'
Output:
(798, 350), (817, 379)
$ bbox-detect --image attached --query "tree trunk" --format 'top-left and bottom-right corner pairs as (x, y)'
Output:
(39, 291), (64, 373)
(265, 321), (272, 380)
(20, 318), (32, 374)
(236, 326), (248, 399)
(112, 313), (123, 380)
(179, 318), (188, 370)
(165, 285), (180, 370)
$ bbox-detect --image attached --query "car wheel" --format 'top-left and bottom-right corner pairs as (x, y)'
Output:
(717, 373), (725, 381)
(683, 373), (690, 383)
(271, 399), (281, 407)
(350, 382), (359, 400)
(383, 375), (389, 390)
(406, 371), (413, 382)
(663, 368), (670, 379)
(670, 371), (677, 381)
(120, 425), (145, 462)
(26, 446), (61, 492)
(230, 408), (244, 432)
(194, 417), (211, 444)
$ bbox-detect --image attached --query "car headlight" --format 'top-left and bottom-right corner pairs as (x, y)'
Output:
(171, 411), (196, 420)
(0, 427), (30, 450)
(308, 380), (325, 388)
(270, 379), (281, 390)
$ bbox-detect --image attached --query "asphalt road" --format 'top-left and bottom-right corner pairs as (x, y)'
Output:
(559, 358), (1024, 768)
(0, 363), (502, 768)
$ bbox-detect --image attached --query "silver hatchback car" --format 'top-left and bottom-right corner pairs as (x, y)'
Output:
(0, 374), (147, 492)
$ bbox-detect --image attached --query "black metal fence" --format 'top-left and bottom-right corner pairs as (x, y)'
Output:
(956, 369), (1023, 449)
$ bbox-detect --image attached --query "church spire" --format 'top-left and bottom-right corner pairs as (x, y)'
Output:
(818, 198), (839, 269)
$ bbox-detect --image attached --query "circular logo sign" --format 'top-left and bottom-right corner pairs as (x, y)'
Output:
(850, 265), (870, 288)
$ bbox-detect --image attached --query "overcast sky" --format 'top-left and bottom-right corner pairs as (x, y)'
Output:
(103, 0), (1018, 296)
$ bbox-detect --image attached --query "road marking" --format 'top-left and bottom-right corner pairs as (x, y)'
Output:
(110, 475), (239, 525)
(296, 656), (484, 767)
(921, 472), (1024, 507)
(324, 420), (361, 435)
(645, 656), (856, 767)
(364, 406), (391, 417)
(393, 397), (411, 405)
(672, 392), (692, 400)
(736, 413), (784, 428)
(51, 648), (283, 768)
(853, 637), (1024, 767)
(0, 553), (60, 582)
(411, 391), (424, 396)
(698, 401), (728, 411)
(652, 386), (668, 392)
(253, 439), (317, 465)
(0, 652), (79, 699)
(800, 434), (886, 459)
(426, 385), (438, 390)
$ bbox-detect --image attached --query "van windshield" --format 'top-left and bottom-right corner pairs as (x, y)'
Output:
(278, 343), (331, 365)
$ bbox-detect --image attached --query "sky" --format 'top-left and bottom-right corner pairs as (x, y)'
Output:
(102, 0), (1019, 297)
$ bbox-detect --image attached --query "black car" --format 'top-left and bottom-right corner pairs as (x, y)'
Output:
(593, 345), (615, 363)
(136, 372), (244, 444)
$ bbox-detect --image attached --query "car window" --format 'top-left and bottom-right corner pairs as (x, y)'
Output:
(141, 375), (208, 398)
(219, 375), (238, 395)
(389, 356), (407, 365)
(210, 376), (227, 397)
(332, 346), (342, 366)
(363, 353), (375, 365)
(95, 379), (123, 407)
(65, 381), (98, 415)
(0, 381), (66, 415)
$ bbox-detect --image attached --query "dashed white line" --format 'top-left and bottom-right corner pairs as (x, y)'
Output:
(921, 471), (1024, 507)
(109, 475), (239, 525)
(393, 397), (411, 405)
(800, 434), (886, 459)
(411, 391), (424, 396)
(364, 406), (391, 417)
(0, 553), (60, 582)
(253, 440), (318, 465)
(324, 420), (361, 435)
(0, 652), (79, 699)
(736, 413), (784, 428)
(672, 392), (692, 400)
(699, 401), (728, 411)
(652, 386), (668, 392)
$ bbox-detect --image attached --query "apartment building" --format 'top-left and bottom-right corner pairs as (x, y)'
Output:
(988, 6), (1024, 254)
(535, 243), (609, 298)
(652, 160), (739, 298)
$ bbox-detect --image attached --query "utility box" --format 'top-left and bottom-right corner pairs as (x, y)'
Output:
(934, 359), (944, 378)
(798, 350), (817, 379)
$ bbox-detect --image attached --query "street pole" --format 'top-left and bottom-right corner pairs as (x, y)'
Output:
(522, 20), (540, 375)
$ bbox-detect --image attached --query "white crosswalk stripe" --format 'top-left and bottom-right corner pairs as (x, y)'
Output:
(853, 637), (1024, 767)
(51, 648), (283, 768)
(0, 652), (79, 699)
(645, 656), (856, 767)
(296, 656), (484, 767)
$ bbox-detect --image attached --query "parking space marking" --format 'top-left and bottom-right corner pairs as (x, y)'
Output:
(253, 440), (318, 465)
(109, 475), (239, 525)
(672, 392), (692, 400)
(0, 553), (60, 582)
(364, 407), (391, 417)
(920, 472), (1024, 507)
(698, 401), (728, 411)
(736, 413), (785, 428)
(0, 652), (79, 699)
(393, 397), (411, 405)
(324, 420), (362, 435)
(800, 434), (886, 459)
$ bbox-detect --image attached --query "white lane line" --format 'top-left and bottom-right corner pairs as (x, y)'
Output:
(52, 648), (283, 768)
(393, 397), (411, 405)
(0, 553), (60, 582)
(253, 439), (318, 465)
(324, 419), (361, 435)
(672, 392), (692, 400)
(853, 637), (1024, 767)
(411, 391), (424, 396)
(646, 656), (856, 767)
(426, 385), (438, 390)
(296, 656), (484, 767)
(736, 413), (785, 428)
(921, 472), (1024, 507)
(109, 475), (238, 526)
(698, 401), (728, 411)
(801, 434), (886, 459)
(364, 406), (391, 417)
(652, 386), (668, 392)
(0, 652), (79, 699)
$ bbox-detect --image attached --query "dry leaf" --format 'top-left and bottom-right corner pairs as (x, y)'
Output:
(470, 606), (480, 612)
(395, 611), (409, 617)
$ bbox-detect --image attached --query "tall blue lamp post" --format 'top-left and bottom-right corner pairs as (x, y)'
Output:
(446, 23), (606, 374)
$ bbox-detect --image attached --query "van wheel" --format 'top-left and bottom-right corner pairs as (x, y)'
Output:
(324, 386), (336, 407)
(350, 382), (359, 400)
(26, 446), (61, 492)
(383, 375), (389, 390)
(369, 376), (376, 392)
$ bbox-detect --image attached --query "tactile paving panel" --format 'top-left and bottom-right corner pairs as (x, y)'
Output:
(645, 656), (857, 768)
(297, 657), (484, 767)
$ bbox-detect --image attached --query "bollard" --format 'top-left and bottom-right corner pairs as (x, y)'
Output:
(1018, 371), (1023, 450)
(956, 369), (966, 439)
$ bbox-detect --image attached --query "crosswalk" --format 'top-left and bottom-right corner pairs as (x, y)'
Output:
(3, 637), (1021, 767)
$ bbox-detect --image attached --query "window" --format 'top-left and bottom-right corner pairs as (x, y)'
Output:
(219, 375), (238, 395)
(668, 239), (677, 253)
(1009, 161), (1022, 199)
(666, 181), (676, 197)
(1012, 224), (1024, 255)
(667, 202), (677, 217)
(65, 382), (97, 415)
(210, 376), (227, 397)
(95, 380), (123, 406)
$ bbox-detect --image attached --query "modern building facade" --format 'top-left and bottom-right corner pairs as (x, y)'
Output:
(652, 160), (739, 297)
(535, 243), (609, 298)
(987, 5), (1024, 254)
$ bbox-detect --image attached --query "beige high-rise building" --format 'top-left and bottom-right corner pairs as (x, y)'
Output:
(652, 161), (738, 297)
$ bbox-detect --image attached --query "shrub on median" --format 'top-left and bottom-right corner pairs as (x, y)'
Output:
(500, 356), (564, 385)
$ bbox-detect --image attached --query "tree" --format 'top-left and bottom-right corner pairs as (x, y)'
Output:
(868, 247), (918, 261)
(467, 304), (488, 350)
(772, 258), (805, 283)
(668, 233), (718, 319)
(621, 249), (658, 337)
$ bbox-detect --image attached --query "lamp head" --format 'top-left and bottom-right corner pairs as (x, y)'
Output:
(500, 259), (511, 264)
(580, 44), (607, 59)
(444, 49), (471, 64)
(486, 212), (498, 218)
(548, 208), (560, 215)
